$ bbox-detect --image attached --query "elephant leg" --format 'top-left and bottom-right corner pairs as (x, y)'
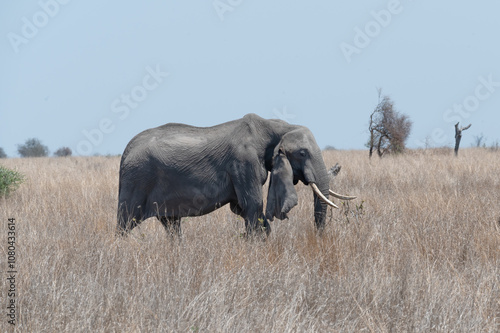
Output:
(159, 216), (182, 237)
(229, 163), (271, 237)
(117, 217), (142, 236)
(230, 201), (270, 236)
(240, 204), (271, 237)
(233, 196), (271, 238)
(117, 203), (142, 236)
(230, 202), (243, 216)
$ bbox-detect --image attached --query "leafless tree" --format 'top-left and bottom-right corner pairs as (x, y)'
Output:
(472, 133), (485, 148)
(367, 89), (412, 158)
(328, 163), (341, 179)
(454, 122), (471, 156)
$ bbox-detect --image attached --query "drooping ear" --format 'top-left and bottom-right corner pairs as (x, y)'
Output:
(265, 148), (298, 221)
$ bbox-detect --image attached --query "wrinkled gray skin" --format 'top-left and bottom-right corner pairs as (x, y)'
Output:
(117, 113), (332, 236)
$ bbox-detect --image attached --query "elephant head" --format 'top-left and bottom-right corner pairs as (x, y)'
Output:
(265, 147), (298, 220)
(266, 126), (355, 230)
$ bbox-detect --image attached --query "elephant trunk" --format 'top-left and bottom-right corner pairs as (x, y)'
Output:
(304, 155), (332, 231)
(312, 170), (331, 231)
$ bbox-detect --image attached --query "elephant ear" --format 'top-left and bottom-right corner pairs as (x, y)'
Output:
(266, 149), (298, 221)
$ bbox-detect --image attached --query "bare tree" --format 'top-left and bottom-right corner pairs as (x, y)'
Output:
(367, 89), (412, 158)
(328, 163), (341, 179)
(472, 133), (485, 148)
(490, 140), (499, 152)
(454, 122), (471, 156)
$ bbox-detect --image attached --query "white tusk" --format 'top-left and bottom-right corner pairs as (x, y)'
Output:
(310, 183), (338, 209)
(329, 190), (357, 201)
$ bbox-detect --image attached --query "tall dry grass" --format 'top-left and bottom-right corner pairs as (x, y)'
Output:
(0, 149), (499, 332)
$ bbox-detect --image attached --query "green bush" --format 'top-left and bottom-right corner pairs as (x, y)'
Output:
(0, 165), (25, 197)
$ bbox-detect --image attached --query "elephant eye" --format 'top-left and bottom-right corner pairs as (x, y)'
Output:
(299, 150), (307, 157)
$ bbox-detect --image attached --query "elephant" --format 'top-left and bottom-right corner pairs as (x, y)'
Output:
(116, 113), (355, 237)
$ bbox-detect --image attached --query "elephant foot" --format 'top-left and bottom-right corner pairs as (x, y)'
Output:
(244, 218), (271, 240)
(158, 216), (182, 238)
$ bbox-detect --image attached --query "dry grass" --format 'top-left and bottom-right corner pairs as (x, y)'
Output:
(1, 149), (499, 332)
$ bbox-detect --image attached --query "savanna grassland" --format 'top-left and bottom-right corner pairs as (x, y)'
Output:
(1, 149), (499, 332)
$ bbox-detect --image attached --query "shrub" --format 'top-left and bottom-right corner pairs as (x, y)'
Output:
(0, 147), (6, 158)
(0, 165), (24, 197)
(54, 147), (72, 157)
(17, 138), (49, 157)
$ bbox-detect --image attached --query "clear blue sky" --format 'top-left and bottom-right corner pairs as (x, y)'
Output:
(1, 1), (499, 156)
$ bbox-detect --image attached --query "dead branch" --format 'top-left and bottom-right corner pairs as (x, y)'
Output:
(454, 122), (471, 156)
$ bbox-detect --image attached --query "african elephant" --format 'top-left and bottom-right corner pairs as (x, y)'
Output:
(117, 113), (355, 236)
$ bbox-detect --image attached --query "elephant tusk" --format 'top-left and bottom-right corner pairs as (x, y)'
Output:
(329, 190), (357, 201)
(310, 183), (339, 209)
